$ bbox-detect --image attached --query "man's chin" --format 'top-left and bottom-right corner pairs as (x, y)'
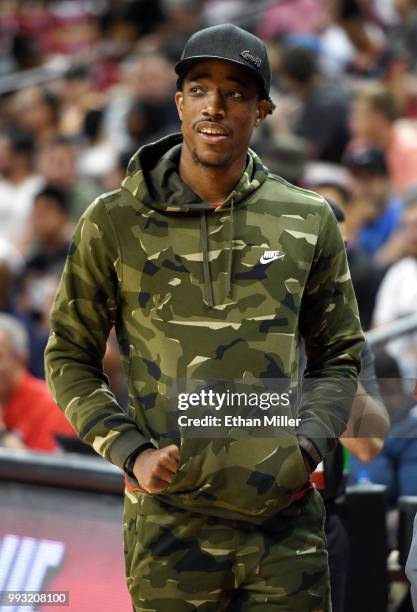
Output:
(192, 149), (233, 169)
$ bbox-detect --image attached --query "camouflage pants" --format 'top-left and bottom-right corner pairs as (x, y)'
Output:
(123, 488), (331, 611)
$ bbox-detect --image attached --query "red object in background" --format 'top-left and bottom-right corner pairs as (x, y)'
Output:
(17, 4), (54, 52)
(3, 372), (76, 452)
(257, 0), (327, 39)
(42, 2), (95, 56)
(406, 96), (417, 119)
(92, 61), (122, 92)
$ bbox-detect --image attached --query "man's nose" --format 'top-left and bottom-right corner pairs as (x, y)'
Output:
(202, 90), (226, 118)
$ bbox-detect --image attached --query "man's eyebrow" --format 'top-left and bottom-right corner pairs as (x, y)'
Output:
(225, 75), (249, 88)
(187, 71), (210, 81)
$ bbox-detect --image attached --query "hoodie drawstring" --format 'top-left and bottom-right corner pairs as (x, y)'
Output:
(201, 212), (214, 308)
(201, 199), (235, 308)
(226, 198), (234, 298)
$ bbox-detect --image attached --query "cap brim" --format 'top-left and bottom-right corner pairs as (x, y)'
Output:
(175, 55), (269, 99)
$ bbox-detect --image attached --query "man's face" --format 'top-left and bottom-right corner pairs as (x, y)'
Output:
(32, 195), (67, 243)
(349, 98), (382, 144)
(36, 143), (76, 187)
(13, 88), (52, 133)
(175, 60), (268, 169)
(351, 170), (389, 215)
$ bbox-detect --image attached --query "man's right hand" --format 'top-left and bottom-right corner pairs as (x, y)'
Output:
(133, 444), (180, 493)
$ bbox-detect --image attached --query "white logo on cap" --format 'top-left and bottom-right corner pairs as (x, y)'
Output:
(240, 50), (262, 68)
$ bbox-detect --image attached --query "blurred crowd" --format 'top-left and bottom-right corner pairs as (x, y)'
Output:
(0, 0), (416, 467)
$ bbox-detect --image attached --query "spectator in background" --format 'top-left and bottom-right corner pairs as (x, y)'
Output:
(336, 0), (386, 73)
(0, 240), (24, 315)
(161, 0), (203, 61)
(36, 136), (101, 222)
(125, 99), (164, 150)
(279, 46), (351, 163)
(17, 185), (73, 380)
(0, 127), (43, 249)
(307, 169), (387, 329)
(389, 0), (417, 70)
(373, 186), (417, 378)
(77, 108), (118, 181)
(307, 199), (389, 612)
(103, 150), (135, 193)
(59, 64), (96, 137)
(127, 52), (179, 137)
(349, 84), (417, 195)
(0, 313), (76, 452)
(344, 147), (404, 263)
(293, 198), (388, 611)
(11, 86), (60, 146)
(103, 52), (179, 154)
(304, 165), (358, 241)
(322, 336), (389, 612)
(98, 0), (165, 45)
(349, 349), (417, 506)
(25, 185), (73, 278)
(102, 54), (149, 153)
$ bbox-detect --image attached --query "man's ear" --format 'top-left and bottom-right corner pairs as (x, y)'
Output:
(255, 99), (272, 125)
(175, 91), (184, 121)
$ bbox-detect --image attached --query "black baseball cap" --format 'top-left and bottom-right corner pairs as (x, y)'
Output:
(175, 23), (271, 100)
(343, 147), (388, 176)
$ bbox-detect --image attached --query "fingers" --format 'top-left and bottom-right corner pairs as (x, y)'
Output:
(151, 463), (177, 484)
(134, 444), (181, 494)
(146, 477), (172, 493)
(143, 464), (177, 493)
(165, 444), (180, 461)
(159, 446), (180, 474)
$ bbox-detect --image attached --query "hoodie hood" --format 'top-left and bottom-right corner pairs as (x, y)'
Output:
(121, 132), (269, 213)
(122, 133), (269, 306)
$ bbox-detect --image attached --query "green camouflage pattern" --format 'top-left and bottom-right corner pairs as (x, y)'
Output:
(45, 132), (364, 522)
(124, 487), (331, 611)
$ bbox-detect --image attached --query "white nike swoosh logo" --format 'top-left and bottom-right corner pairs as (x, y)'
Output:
(260, 253), (285, 264)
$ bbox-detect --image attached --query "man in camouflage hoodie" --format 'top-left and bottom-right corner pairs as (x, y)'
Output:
(45, 24), (364, 611)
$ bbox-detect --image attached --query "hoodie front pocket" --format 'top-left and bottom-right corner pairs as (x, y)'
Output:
(157, 434), (310, 520)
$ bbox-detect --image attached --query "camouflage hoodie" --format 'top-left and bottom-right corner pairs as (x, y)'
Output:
(45, 133), (364, 523)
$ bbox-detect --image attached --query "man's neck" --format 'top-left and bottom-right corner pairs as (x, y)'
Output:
(179, 148), (246, 204)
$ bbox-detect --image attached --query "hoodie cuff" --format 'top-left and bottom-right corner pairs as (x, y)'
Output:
(124, 443), (156, 478)
(297, 434), (324, 470)
(109, 428), (153, 471)
(296, 420), (339, 461)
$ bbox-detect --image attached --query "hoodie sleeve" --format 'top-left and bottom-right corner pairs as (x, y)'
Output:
(297, 200), (365, 463)
(44, 197), (153, 471)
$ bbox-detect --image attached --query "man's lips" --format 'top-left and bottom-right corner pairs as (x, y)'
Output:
(196, 121), (230, 143)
